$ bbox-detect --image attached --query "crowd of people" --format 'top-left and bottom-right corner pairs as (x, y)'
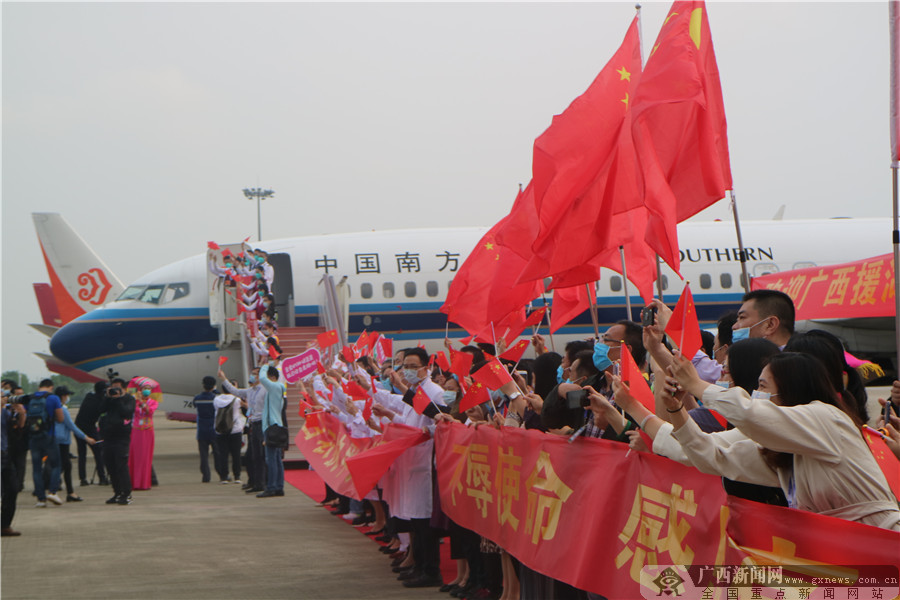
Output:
(1, 375), (160, 536)
(3, 287), (899, 599)
(259, 288), (900, 599)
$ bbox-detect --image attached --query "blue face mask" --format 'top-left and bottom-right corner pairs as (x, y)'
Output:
(248, 375), (257, 384)
(141, 389), (151, 397)
(732, 317), (769, 344)
(442, 390), (457, 404)
(556, 365), (564, 384)
(593, 342), (613, 372)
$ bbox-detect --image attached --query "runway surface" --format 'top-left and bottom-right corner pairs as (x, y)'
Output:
(1, 417), (436, 600)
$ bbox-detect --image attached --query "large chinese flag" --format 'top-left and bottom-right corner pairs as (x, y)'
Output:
(665, 284), (702, 359)
(441, 207), (543, 336)
(549, 284), (590, 333)
(630, 0), (732, 274)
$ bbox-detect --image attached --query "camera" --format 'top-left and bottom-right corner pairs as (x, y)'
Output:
(641, 305), (657, 327)
(108, 387), (122, 397)
(566, 389), (590, 410)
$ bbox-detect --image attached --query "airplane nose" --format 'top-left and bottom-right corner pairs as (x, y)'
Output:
(49, 319), (106, 366)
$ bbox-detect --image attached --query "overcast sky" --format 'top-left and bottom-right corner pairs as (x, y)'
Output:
(2, 1), (895, 376)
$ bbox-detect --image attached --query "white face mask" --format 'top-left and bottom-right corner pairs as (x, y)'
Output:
(750, 390), (776, 401)
(403, 368), (422, 385)
(714, 380), (730, 389)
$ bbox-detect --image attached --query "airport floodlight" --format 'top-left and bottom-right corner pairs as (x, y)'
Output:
(243, 187), (275, 241)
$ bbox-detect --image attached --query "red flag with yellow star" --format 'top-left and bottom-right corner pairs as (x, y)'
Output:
(549, 285), (590, 334)
(862, 426), (900, 498)
(665, 284), (702, 360)
(458, 381), (490, 413)
(630, 0), (732, 274)
(472, 358), (513, 391)
(412, 386), (432, 415)
(316, 329), (339, 348)
(499, 339), (530, 364)
(449, 349), (474, 378)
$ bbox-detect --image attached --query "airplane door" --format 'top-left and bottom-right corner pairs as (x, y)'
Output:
(268, 253), (294, 328)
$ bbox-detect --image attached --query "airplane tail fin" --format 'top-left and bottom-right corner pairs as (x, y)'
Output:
(32, 213), (125, 325)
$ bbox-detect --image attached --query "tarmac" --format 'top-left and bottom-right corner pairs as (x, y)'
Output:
(0, 417), (432, 600)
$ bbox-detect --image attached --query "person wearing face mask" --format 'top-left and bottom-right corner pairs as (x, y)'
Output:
(98, 379), (135, 505)
(192, 376), (220, 483)
(662, 352), (899, 530)
(53, 387), (96, 502)
(128, 380), (158, 491)
(731, 289), (794, 349)
(219, 367), (266, 493)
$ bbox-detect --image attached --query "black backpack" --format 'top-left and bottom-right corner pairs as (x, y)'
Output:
(215, 398), (235, 435)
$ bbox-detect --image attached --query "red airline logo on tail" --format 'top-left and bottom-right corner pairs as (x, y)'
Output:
(77, 268), (113, 305)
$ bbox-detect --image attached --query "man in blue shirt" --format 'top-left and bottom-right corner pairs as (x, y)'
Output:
(28, 379), (65, 507)
(257, 361), (286, 498)
(192, 376), (220, 483)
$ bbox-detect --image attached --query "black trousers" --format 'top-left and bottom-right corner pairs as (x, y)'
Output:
(410, 517), (441, 578)
(77, 432), (105, 482)
(246, 421), (265, 489)
(197, 438), (221, 483)
(1, 451), (18, 529)
(216, 433), (242, 481)
(103, 437), (131, 499)
(59, 443), (75, 495)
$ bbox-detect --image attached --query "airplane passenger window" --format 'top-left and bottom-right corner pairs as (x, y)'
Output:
(699, 274), (711, 290)
(139, 284), (166, 304)
(610, 276), (622, 292)
(116, 286), (145, 302)
(426, 281), (438, 297)
(754, 263), (779, 276)
(793, 261), (816, 270)
(361, 283), (373, 299)
(720, 273), (732, 289)
(383, 283), (395, 299)
(660, 275), (669, 290)
(162, 283), (190, 303)
(405, 282), (417, 298)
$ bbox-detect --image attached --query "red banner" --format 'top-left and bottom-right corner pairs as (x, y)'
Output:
(434, 422), (900, 600)
(751, 253), (895, 320)
(295, 412), (429, 500)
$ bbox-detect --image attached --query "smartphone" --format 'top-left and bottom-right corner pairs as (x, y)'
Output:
(612, 361), (621, 377)
(641, 306), (657, 327)
(566, 389), (590, 410)
(884, 400), (896, 425)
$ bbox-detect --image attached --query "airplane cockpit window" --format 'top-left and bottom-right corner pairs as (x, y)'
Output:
(138, 284), (166, 304)
(116, 285), (145, 302)
(161, 283), (190, 304)
(426, 281), (439, 297)
(699, 274), (712, 289)
(405, 282), (417, 298)
(720, 273), (733, 289)
(383, 282), (395, 299)
(361, 283), (373, 299)
(609, 276), (622, 292)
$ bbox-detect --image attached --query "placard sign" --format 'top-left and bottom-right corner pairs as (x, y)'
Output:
(281, 348), (321, 383)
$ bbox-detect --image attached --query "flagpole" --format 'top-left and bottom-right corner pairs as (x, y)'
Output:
(892, 166), (900, 370)
(585, 282), (601, 339)
(618, 245), (633, 320)
(891, 0), (900, 371)
(655, 256), (665, 301)
(729, 190), (752, 294)
(541, 292), (556, 352)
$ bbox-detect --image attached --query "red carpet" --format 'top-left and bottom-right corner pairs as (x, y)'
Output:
(285, 468), (455, 585)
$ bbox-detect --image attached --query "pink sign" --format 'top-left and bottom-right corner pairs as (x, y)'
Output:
(281, 348), (321, 383)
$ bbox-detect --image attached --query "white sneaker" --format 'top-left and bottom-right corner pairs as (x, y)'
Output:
(220, 480), (230, 485)
(233, 479), (241, 485)
(46, 493), (63, 505)
(342, 512), (360, 521)
(35, 501), (47, 508)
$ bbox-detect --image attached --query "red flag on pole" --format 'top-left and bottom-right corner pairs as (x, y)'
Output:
(862, 426), (900, 498)
(243, 236), (252, 243)
(317, 330), (339, 348)
(503, 307), (547, 346)
(449, 351), (474, 378)
(412, 386), (432, 415)
(341, 346), (356, 364)
(345, 380), (370, 400)
(499, 339), (530, 364)
(436, 351), (451, 372)
(217, 356), (228, 366)
(268, 345), (281, 360)
(316, 361), (326, 375)
(549, 285), (590, 333)
(362, 397), (373, 422)
(207, 241), (220, 250)
(458, 381), (490, 413)
(665, 284), (703, 359)
(472, 359), (513, 391)
(356, 330), (369, 353)
(630, 0), (732, 274)
(621, 346), (654, 411)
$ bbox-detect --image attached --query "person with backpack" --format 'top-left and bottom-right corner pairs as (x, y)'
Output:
(26, 379), (65, 507)
(213, 383), (246, 484)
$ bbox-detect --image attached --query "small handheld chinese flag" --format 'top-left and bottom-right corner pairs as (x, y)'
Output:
(268, 344), (281, 360)
(316, 361), (326, 375)
(243, 236), (251, 242)
(356, 330), (370, 352)
(412, 387), (432, 415)
(435, 351), (451, 372)
(222, 248), (233, 258)
(665, 284), (703, 360)
(449, 351), (474, 378)
(207, 241), (220, 250)
(504, 307), (547, 345)
(317, 330), (339, 348)
(341, 346), (356, 364)
(346, 380), (370, 400)
(499, 339), (530, 364)
(862, 426), (900, 498)
(362, 397), (373, 422)
(218, 356), (229, 366)
(458, 381), (489, 413)
(367, 331), (380, 352)
(472, 359), (513, 391)
(621, 347), (654, 412)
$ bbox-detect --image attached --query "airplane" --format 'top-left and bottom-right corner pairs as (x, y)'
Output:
(30, 213), (896, 410)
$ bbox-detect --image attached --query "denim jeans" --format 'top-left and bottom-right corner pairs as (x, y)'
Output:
(264, 444), (283, 492)
(29, 433), (60, 500)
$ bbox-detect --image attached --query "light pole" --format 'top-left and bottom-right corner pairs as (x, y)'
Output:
(242, 187), (275, 241)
